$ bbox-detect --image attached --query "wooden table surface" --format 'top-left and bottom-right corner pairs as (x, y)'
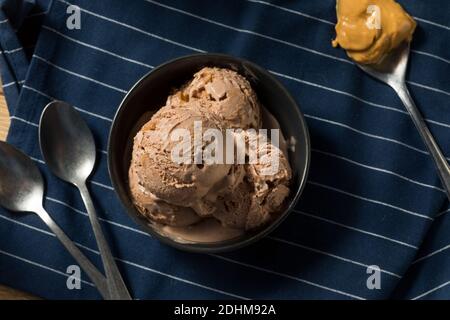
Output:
(0, 82), (10, 140)
(0, 82), (39, 299)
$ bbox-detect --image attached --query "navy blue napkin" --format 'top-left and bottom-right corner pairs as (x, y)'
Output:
(0, 0), (449, 300)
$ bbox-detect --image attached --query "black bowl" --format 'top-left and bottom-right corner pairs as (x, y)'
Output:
(108, 53), (310, 253)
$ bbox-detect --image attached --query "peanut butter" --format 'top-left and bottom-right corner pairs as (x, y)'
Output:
(332, 0), (416, 65)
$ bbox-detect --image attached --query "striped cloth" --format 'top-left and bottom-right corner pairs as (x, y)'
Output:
(0, 0), (449, 300)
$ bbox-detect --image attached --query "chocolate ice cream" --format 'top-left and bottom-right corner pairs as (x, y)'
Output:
(166, 67), (261, 129)
(129, 67), (292, 241)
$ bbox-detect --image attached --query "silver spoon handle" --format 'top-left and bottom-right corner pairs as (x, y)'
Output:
(78, 183), (131, 300)
(394, 83), (450, 199)
(35, 206), (110, 299)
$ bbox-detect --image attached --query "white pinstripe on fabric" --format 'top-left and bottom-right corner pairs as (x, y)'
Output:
(412, 50), (450, 65)
(294, 210), (418, 249)
(412, 280), (450, 300)
(408, 80), (450, 97)
(45, 195), (150, 236)
(268, 236), (402, 278)
(308, 181), (433, 220)
(412, 243), (450, 264)
(29, 156), (44, 164)
(211, 254), (366, 300)
(413, 17), (450, 31)
(273, 69), (450, 130)
(2, 80), (25, 88)
(10, 116), (39, 127)
(2, 81), (17, 88)
(304, 114), (433, 157)
(1, 81), (15, 88)
(116, 257), (250, 300)
(0, 214), (99, 256)
(33, 55), (128, 94)
(2, 47), (23, 54)
(57, 0), (204, 54)
(245, 0), (335, 25)
(0, 249), (95, 287)
(436, 208), (450, 218)
(42, 26), (155, 69)
(90, 180), (114, 191)
(312, 148), (445, 193)
(22, 84), (113, 122)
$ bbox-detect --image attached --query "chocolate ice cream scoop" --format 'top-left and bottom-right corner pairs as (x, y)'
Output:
(128, 67), (292, 235)
(166, 67), (261, 129)
(212, 134), (292, 230)
(129, 105), (231, 208)
(129, 166), (201, 227)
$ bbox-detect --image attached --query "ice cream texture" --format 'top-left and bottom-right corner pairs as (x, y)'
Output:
(332, 0), (416, 65)
(166, 67), (261, 129)
(129, 67), (292, 236)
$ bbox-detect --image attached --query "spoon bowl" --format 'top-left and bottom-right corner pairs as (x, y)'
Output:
(39, 101), (96, 185)
(0, 141), (44, 213)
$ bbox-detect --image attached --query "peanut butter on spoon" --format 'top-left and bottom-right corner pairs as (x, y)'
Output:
(332, 0), (416, 65)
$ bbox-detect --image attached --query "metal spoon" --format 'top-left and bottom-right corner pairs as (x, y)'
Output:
(0, 141), (109, 298)
(39, 101), (131, 300)
(357, 42), (450, 200)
